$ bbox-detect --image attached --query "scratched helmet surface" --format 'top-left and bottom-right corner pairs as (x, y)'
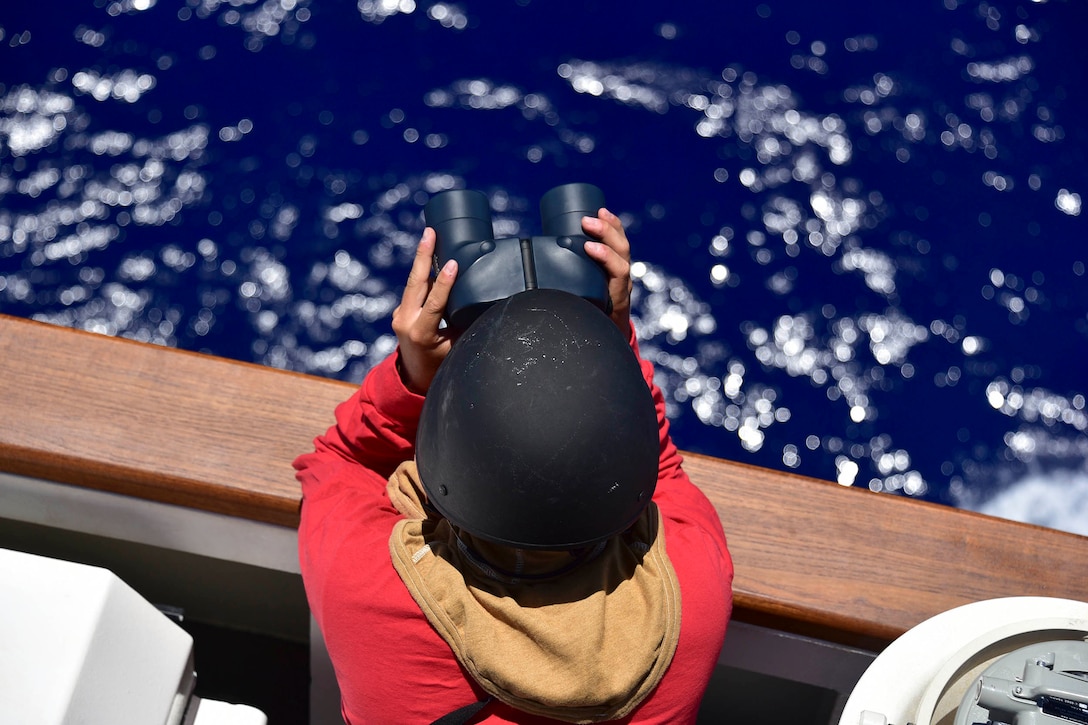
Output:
(416, 288), (659, 550)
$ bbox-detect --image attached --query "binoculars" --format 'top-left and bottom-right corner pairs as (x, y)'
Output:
(423, 183), (610, 331)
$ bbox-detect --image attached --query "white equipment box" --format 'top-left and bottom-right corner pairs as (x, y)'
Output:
(0, 547), (267, 725)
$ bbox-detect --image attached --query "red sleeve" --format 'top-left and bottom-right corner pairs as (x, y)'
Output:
(293, 350), (423, 627)
(629, 328), (734, 724)
(628, 330), (730, 560)
(294, 349), (422, 493)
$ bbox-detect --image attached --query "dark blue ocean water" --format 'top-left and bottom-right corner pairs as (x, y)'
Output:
(2, 0), (1086, 533)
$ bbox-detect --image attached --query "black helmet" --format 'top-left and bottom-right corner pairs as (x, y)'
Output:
(416, 289), (659, 550)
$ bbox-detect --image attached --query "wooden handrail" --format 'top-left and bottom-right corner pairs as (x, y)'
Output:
(1, 313), (1085, 648)
(0, 314), (338, 527)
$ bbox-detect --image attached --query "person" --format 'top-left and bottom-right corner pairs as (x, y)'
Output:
(294, 206), (734, 724)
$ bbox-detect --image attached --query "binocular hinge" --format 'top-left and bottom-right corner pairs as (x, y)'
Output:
(519, 238), (538, 290)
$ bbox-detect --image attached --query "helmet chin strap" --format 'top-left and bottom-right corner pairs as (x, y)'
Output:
(451, 528), (607, 584)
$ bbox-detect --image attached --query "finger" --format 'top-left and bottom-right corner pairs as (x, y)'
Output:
(596, 207), (631, 260)
(581, 215), (604, 240)
(584, 240), (629, 281)
(582, 217), (632, 332)
(418, 258), (458, 330)
(585, 237), (633, 320)
(598, 206), (624, 232)
(582, 208), (630, 261)
(402, 228), (437, 308)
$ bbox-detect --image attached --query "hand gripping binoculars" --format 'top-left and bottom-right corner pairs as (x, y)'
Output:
(423, 183), (610, 332)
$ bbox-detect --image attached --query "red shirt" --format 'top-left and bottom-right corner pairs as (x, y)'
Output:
(295, 335), (733, 724)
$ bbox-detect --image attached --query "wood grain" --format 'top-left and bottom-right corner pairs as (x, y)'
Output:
(684, 452), (1088, 647)
(0, 314), (351, 527)
(2, 313), (1085, 646)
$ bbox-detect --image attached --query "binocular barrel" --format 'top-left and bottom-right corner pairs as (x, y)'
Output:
(540, 183), (606, 238)
(423, 189), (494, 250)
(424, 183), (606, 243)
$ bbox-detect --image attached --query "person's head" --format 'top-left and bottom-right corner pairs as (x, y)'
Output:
(416, 289), (659, 550)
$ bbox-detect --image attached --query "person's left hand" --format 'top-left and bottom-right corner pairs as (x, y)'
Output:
(391, 228), (458, 394)
(581, 207), (633, 335)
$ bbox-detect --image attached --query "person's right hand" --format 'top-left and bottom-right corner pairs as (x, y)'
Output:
(391, 228), (458, 394)
(581, 207), (633, 336)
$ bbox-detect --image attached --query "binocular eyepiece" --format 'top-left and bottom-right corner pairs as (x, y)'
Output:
(424, 183), (610, 331)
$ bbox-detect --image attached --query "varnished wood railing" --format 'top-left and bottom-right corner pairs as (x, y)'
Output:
(1, 313), (1085, 650)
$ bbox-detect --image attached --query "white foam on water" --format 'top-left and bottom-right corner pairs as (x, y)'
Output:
(971, 468), (1088, 537)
